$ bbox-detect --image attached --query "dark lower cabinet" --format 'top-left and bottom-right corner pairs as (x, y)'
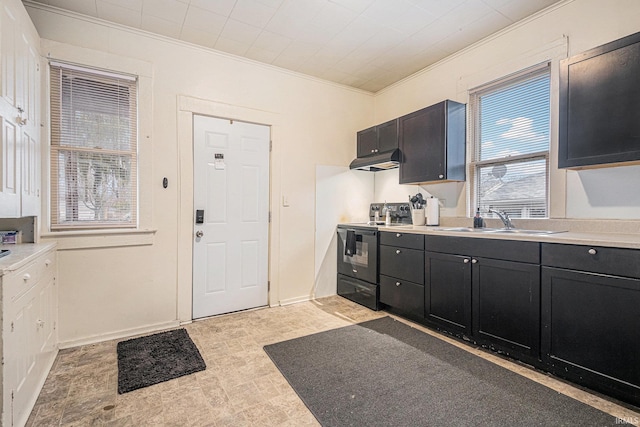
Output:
(380, 275), (424, 319)
(541, 266), (640, 406)
(379, 231), (425, 320)
(424, 251), (472, 337)
(473, 258), (540, 362)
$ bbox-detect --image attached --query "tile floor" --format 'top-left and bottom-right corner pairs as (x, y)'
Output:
(26, 296), (640, 426)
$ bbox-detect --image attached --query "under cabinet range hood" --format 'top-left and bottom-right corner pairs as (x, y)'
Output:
(349, 149), (400, 171)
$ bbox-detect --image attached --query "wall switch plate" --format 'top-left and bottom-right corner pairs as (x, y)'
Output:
(282, 195), (290, 207)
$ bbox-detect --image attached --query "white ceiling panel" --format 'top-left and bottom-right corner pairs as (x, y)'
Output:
(101, 0), (142, 12)
(142, 0), (188, 24)
(24, 0), (563, 92)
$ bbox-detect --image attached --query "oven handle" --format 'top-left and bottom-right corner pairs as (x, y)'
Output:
(345, 228), (377, 236)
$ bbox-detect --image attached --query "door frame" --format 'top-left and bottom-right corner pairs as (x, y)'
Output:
(176, 95), (281, 321)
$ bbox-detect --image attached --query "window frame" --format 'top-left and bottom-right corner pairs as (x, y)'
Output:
(468, 62), (551, 219)
(48, 61), (139, 231)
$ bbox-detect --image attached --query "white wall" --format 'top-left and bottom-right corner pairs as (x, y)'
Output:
(25, 4), (374, 345)
(374, 0), (640, 220)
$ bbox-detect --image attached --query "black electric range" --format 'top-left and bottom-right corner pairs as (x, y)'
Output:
(336, 203), (412, 310)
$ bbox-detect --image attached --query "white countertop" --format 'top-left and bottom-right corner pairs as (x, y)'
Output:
(377, 225), (640, 250)
(0, 242), (57, 276)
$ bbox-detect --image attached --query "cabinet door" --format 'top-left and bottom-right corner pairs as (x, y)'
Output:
(380, 274), (424, 318)
(0, 100), (20, 217)
(473, 257), (540, 361)
(357, 126), (377, 157)
(559, 32), (640, 168)
(376, 119), (398, 153)
(425, 251), (471, 336)
(541, 266), (640, 405)
(399, 103), (444, 184)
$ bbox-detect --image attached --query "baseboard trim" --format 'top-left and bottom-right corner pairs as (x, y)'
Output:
(278, 296), (311, 306)
(58, 320), (181, 349)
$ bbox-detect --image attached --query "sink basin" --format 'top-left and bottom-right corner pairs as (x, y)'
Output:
(481, 228), (566, 235)
(434, 227), (566, 235)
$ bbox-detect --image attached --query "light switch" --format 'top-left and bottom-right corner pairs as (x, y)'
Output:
(282, 195), (290, 207)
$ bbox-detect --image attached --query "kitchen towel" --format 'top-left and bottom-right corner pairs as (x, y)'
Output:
(345, 229), (357, 257)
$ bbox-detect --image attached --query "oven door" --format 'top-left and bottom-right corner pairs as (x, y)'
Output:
(337, 227), (378, 284)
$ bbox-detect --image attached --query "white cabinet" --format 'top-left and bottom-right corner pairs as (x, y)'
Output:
(1, 244), (58, 427)
(0, 0), (41, 218)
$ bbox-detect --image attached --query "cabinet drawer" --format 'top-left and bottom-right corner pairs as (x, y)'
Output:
(380, 245), (424, 284)
(5, 250), (57, 301)
(380, 275), (424, 318)
(380, 231), (424, 250)
(425, 235), (539, 264)
(542, 243), (640, 278)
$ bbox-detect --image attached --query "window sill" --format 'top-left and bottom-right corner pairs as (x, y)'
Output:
(40, 228), (156, 250)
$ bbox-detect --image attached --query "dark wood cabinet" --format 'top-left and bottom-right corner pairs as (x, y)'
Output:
(379, 231), (424, 320)
(398, 100), (466, 184)
(380, 275), (424, 319)
(541, 243), (640, 406)
(473, 257), (540, 362)
(559, 31), (640, 169)
(357, 119), (398, 158)
(424, 251), (472, 336)
(424, 235), (540, 358)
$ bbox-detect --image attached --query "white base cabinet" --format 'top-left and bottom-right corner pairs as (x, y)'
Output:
(1, 245), (58, 427)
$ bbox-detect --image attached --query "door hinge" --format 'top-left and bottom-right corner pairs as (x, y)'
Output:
(268, 281), (270, 291)
(269, 140), (272, 152)
(269, 211), (272, 223)
(10, 321), (14, 332)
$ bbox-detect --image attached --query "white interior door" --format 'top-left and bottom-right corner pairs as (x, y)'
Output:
(192, 115), (270, 319)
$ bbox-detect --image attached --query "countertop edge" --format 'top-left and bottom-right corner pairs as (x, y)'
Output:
(376, 226), (640, 250)
(0, 242), (58, 276)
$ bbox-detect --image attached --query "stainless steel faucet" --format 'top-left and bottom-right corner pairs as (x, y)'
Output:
(489, 209), (514, 229)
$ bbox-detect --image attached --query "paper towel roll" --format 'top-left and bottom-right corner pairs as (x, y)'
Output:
(426, 197), (439, 226)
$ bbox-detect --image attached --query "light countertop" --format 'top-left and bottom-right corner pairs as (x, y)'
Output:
(0, 242), (57, 276)
(377, 225), (640, 250)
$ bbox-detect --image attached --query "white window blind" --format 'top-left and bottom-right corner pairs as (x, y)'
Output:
(50, 62), (138, 230)
(469, 64), (550, 219)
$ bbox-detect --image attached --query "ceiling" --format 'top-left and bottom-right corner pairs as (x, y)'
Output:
(25, 0), (562, 92)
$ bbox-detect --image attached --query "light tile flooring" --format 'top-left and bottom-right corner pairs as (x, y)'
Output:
(27, 296), (640, 426)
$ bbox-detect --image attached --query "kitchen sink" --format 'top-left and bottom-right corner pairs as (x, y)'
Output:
(481, 228), (566, 235)
(434, 227), (566, 235)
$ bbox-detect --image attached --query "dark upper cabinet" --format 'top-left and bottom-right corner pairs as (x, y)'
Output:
(559, 31), (640, 169)
(356, 119), (398, 158)
(398, 100), (466, 184)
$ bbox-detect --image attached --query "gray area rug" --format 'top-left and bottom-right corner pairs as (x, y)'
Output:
(264, 317), (618, 426)
(117, 328), (205, 394)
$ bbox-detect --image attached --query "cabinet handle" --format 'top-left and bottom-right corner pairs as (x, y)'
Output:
(463, 258), (469, 264)
(395, 282), (401, 286)
(37, 320), (45, 329)
(371, 149), (375, 153)
(375, 149), (379, 153)
(396, 233), (402, 237)
(352, 269), (357, 273)
(23, 273), (31, 281)
(396, 249), (401, 254)
(471, 259), (478, 264)
(588, 248), (597, 255)
(45, 259), (52, 266)
(439, 174), (444, 179)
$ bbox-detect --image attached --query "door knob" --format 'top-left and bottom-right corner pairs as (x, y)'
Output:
(195, 230), (204, 238)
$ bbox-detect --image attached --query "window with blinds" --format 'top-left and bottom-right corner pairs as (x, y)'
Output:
(49, 62), (138, 230)
(469, 64), (550, 219)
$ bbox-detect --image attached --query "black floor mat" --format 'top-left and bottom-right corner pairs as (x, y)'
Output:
(117, 328), (205, 394)
(264, 317), (618, 427)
